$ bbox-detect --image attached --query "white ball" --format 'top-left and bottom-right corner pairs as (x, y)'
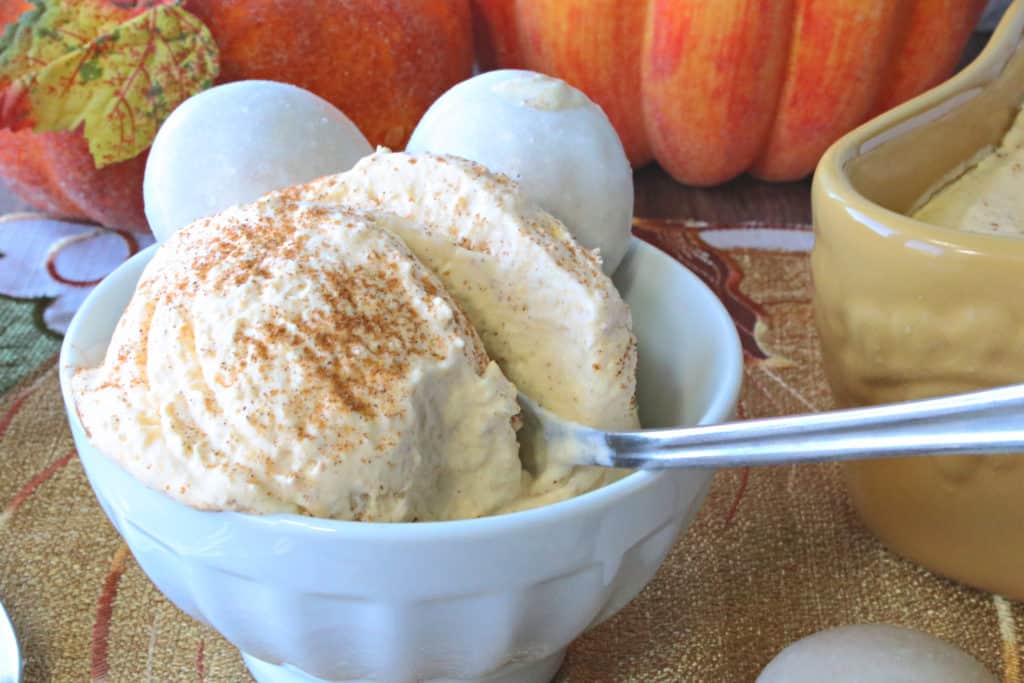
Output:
(144, 80), (372, 242)
(407, 69), (633, 276)
(757, 624), (997, 683)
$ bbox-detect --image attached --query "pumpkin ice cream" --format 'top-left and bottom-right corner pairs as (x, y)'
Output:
(912, 106), (1024, 234)
(72, 197), (523, 521)
(292, 150), (639, 509)
(72, 151), (639, 520)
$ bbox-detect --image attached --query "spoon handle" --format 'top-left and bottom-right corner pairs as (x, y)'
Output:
(605, 383), (1024, 469)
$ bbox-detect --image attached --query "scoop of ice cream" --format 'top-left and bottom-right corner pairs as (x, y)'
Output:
(73, 196), (522, 521)
(291, 150), (639, 508)
(912, 106), (1024, 236)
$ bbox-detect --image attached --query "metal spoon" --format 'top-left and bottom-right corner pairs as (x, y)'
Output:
(517, 383), (1024, 470)
(0, 599), (21, 683)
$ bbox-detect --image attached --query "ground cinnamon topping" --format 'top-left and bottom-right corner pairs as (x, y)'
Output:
(72, 150), (637, 522)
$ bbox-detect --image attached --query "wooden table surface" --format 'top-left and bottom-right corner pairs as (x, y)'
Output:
(1, 168), (813, 228)
(634, 166), (812, 225)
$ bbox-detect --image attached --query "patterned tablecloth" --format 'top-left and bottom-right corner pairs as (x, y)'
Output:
(0, 185), (1022, 682)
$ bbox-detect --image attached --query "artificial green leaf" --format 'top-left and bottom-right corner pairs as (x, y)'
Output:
(0, 0), (219, 167)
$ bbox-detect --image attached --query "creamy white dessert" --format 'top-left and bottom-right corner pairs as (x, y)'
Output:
(72, 197), (523, 521)
(912, 107), (1024, 235)
(291, 151), (639, 510)
(75, 150), (640, 521)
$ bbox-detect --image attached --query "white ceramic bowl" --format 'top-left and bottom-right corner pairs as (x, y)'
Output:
(59, 238), (742, 683)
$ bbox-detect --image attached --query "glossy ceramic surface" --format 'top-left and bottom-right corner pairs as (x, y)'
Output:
(0, 599), (20, 683)
(812, 1), (1024, 600)
(59, 238), (742, 683)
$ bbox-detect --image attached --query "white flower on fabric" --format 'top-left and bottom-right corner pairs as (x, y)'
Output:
(0, 214), (154, 335)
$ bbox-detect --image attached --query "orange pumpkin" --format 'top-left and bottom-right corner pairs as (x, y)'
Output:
(0, 0), (474, 232)
(0, 1), (150, 228)
(471, 0), (987, 185)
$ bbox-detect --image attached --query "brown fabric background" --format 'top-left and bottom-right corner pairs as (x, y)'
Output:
(1, 220), (1021, 682)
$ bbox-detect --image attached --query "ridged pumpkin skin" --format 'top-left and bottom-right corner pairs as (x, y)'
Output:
(0, 0), (474, 232)
(472, 0), (987, 185)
